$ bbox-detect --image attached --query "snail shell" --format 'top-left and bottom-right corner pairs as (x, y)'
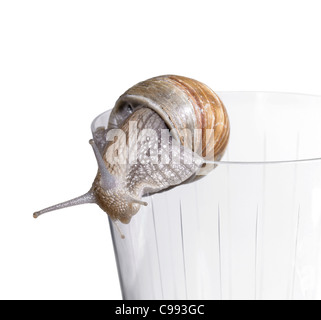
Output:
(33, 75), (230, 230)
(110, 75), (229, 169)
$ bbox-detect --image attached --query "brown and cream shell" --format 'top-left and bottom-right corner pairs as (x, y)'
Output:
(109, 75), (230, 175)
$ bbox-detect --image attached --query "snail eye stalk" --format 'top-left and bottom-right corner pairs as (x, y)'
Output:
(89, 139), (117, 190)
(33, 191), (96, 219)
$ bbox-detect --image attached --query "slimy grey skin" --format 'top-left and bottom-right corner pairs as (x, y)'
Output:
(33, 75), (230, 234)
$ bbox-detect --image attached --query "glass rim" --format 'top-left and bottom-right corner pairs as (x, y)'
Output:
(91, 91), (321, 166)
(216, 90), (321, 99)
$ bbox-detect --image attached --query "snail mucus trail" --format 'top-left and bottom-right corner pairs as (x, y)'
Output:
(33, 75), (230, 238)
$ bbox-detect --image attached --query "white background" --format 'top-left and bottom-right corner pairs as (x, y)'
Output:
(0, 0), (321, 300)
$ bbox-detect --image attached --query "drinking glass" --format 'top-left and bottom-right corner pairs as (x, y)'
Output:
(92, 92), (321, 300)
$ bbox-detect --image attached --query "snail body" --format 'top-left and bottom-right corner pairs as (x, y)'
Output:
(34, 75), (230, 228)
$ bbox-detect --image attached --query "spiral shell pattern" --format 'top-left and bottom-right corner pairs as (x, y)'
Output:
(109, 75), (230, 175)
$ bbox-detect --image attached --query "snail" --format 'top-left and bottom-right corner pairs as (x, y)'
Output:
(33, 75), (230, 236)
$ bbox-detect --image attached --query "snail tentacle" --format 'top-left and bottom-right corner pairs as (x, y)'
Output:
(33, 190), (96, 219)
(124, 194), (148, 207)
(89, 139), (116, 190)
(113, 221), (125, 239)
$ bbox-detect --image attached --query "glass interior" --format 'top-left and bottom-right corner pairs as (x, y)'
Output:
(217, 92), (321, 163)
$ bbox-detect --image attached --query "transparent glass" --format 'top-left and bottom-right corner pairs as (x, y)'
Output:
(92, 92), (321, 300)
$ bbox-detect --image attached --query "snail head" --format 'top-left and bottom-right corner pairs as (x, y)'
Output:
(89, 139), (147, 224)
(33, 139), (147, 226)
